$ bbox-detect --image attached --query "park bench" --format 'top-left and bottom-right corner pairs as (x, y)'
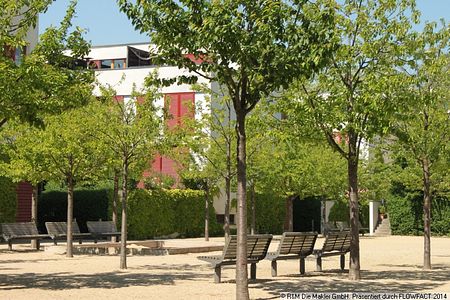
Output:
(313, 231), (351, 272)
(87, 221), (121, 243)
(1, 222), (49, 250)
(323, 222), (341, 235)
(45, 221), (91, 245)
(335, 221), (350, 231)
(265, 232), (318, 276)
(198, 234), (272, 283)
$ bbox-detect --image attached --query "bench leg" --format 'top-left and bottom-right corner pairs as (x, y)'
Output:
(214, 265), (221, 283)
(316, 256), (322, 272)
(79, 240), (82, 244)
(271, 260), (277, 277)
(340, 254), (345, 270)
(300, 258), (305, 275)
(53, 239), (57, 245)
(36, 240), (40, 250)
(250, 263), (256, 280)
(8, 240), (12, 251)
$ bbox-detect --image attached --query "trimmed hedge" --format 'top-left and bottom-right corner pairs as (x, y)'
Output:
(0, 177), (17, 223)
(251, 193), (285, 234)
(388, 192), (450, 236)
(37, 189), (110, 232)
(328, 199), (370, 227)
(127, 189), (222, 239)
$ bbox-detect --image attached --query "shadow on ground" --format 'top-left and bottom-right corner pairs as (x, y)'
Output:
(251, 266), (450, 299)
(0, 268), (210, 291)
(0, 258), (60, 264)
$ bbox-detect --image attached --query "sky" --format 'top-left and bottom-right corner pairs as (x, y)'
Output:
(39, 0), (450, 46)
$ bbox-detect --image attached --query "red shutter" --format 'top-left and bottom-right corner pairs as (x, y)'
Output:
(16, 182), (33, 222)
(138, 92), (196, 187)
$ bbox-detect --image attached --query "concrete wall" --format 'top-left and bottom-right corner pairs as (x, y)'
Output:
(212, 188), (237, 215)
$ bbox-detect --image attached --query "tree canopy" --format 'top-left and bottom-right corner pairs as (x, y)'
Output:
(0, 0), (93, 128)
(119, 1), (337, 297)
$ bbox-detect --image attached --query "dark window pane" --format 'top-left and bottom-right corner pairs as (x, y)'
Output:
(100, 59), (112, 69)
(14, 47), (25, 65)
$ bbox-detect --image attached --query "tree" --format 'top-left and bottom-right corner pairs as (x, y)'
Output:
(180, 90), (237, 239)
(0, 122), (49, 248)
(2, 104), (108, 257)
(0, 0), (93, 128)
(0, 0), (51, 48)
(390, 22), (449, 270)
(92, 87), (162, 269)
(118, 2), (336, 297)
(292, 0), (418, 280)
(246, 105), (347, 232)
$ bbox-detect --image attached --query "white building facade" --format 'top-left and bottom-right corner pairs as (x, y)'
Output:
(88, 43), (236, 223)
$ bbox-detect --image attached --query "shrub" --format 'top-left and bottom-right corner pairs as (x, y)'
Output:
(251, 193), (285, 234)
(327, 199), (369, 227)
(0, 177), (17, 223)
(38, 188), (110, 232)
(328, 200), (349, 223)
(127, 189), (222, 239)
(388, 191), (450, 236)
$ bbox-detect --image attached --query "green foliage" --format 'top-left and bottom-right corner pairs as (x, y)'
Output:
(250, 193), (285, 235)
(2, 102), (110, 186)
(144, 173), (176, 190)
(328, 200), (349, 223)
(127, 189), (222, 239)
(119, 0), (337, 97)
(0, 176), (17, 223)
(37, 188), (110, 232)
(0, 0), (52, 48)
(93, 86), (163, 182)
(327, 199), (369, 226)
(388, 190), (450, 236)
(0, 0), (94, 128)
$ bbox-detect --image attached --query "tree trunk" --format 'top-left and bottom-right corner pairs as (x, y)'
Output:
(348, 137), (361, 280)
(284, 195), (294, 232)
(204, 182), (209, 241)
(66, 176), (74, 258)
(120, 157), (128, 269)
(224, 175), (231, 239)
(112, 170), (119, 242)
(224, 123), (232, 239)
(250, 182), (256, 235)
(30, 184), (38, 249)
(422, 157), (432, 270)
(321, 199), (326, 234)
(235, 111), (249, 300)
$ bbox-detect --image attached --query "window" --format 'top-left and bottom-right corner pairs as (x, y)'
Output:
(127, 46), (151, 67)
(114, 59), (126, 69)
(14, 46), (26, 65)
(89, 60), (99, 69)
(100, 59), (112, 69)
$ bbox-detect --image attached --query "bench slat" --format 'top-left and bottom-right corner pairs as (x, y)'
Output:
(1, 222), (49, 250)
(265, 232), (318, 277)
(198, 234), (272, 283)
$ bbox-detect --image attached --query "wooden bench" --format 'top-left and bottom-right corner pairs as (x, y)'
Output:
(45, 221), (91, 245)
(313, 231), (351, 271)
(323, 222), (341, 235)
(87, 221), (121, 243)
(265, 232), (318, 276)
(198, 234), (272, 283)
(335, 221), (350, 231)
(1, 222), (49, 250)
